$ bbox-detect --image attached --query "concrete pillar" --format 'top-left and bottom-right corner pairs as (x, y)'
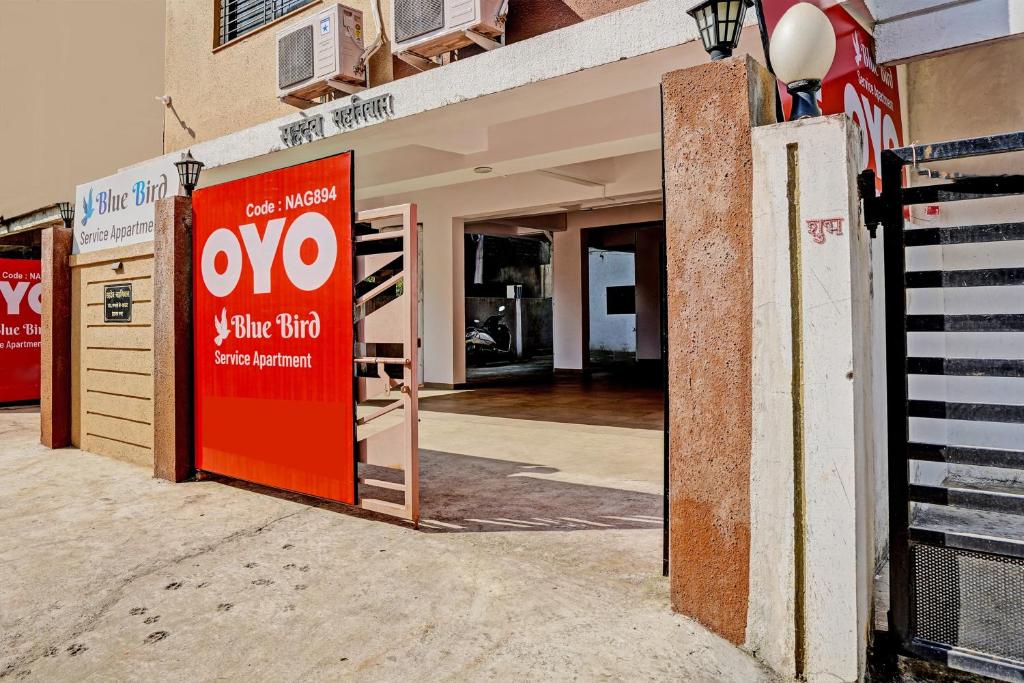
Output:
(749, 116), (874, 683)
(635, 227), (662, 361)
(421, 207), (465, 387)
(40, 226), (72, 448)
(153, 196), (194, 482)
(661, 55), (776, 644)
(552, 223), (584, 370)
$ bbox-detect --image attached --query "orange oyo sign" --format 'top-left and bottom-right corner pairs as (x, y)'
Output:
(0, 259), (42, 404)
(192, 153), (356, 503)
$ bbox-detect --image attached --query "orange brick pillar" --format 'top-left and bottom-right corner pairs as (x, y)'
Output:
(40, 226), (73, 448)
(153, 196), (195, 482)
(662, 55), (775, 644)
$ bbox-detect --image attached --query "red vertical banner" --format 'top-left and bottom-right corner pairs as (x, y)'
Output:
(762, 2), (903, 184)
(0, 259), (41, 403)
(193, 153), (356, 504)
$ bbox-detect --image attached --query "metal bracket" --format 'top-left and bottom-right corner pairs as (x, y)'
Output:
(280, 80), (366, 110)
(395, 51), (439, 71)
(857, 169), (881, 239)
(279, 95), (317, 110)
(326, 79), (365, 96)
(464, 29), (502, 51)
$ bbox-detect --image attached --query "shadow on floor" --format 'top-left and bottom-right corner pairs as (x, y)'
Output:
(413, 449), (662, 533)
(199, 449), (662, 535)
(0, 402), (40, 414)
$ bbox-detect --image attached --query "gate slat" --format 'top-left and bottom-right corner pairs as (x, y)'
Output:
(907, 442), (1024, 470)
(907, 314), (1024, 332)
(906, 268), (1024, 288)
(909, 527), (1024, 560)
(908, 399), (1024, 423)
(908, 357), (1024, 377)
(910, 483), (1024, 516)
(904, 222), (1024, 247)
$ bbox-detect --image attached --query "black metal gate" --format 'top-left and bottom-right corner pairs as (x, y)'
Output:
(862, 131), (1024, 681)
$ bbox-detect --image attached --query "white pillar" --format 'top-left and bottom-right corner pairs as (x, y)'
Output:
(552, 223), (584, 370)
(748, 116), (876, 683)
(421, 207), (465, 386)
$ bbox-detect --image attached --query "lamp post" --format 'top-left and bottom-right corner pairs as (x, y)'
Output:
(687, 0), (751, 61)
(174, 150), (205, 197)
(57, 202), (75, 229)
(769, 2), (836, 120)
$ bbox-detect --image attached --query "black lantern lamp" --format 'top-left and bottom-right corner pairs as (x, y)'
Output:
(57, 201), (75, 229)
(687, 0), (751, 61)
(769, 3), (836, 120)
(174, 150), (205, 197)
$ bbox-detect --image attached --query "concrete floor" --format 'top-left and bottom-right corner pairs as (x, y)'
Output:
(0, 385), (775, 681)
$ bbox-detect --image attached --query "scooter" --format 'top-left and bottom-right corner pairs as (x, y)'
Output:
(466, 305), (514, 364)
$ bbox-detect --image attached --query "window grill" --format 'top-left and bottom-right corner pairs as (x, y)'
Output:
(218, 0), (315, 45)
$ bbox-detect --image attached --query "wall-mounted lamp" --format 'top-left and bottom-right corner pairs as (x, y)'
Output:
(687, 0), (751, 61)
(174, 150), (205, 197)
(111, 261), (124, 272)
(57, 201), (75, 229)
(769, 2), (836, 120)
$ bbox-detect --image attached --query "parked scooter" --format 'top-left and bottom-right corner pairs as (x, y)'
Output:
(465, 305), (514, 364)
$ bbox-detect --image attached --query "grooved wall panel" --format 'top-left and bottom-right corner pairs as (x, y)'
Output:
(70, 243), (155, 468)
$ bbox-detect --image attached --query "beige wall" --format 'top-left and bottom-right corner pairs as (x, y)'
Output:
(163, 0), (643, 152)
(165, 0), (405, 152)
(168, 0), (364, 151)
(905, 36), (1024, 144)
(71, 243), (156, 469)
(0, 0), (165, 218)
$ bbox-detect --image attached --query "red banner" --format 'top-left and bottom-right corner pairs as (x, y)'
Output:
(193, 153), (356, 503)
(0, 259), (41, 404)
(762, 2), (903, 184)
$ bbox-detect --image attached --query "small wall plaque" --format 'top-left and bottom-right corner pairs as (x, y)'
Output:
(103, 283), (133, 323)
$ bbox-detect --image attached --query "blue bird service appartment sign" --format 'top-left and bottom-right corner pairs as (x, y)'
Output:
(73, 160), (180, 255)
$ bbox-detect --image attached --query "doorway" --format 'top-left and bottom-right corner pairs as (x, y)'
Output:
(412, 211), (667, 582)
(463, 222), (555, 385)
(583, 222), (666, 384)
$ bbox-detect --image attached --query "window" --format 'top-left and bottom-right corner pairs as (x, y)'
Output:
(606, 286), (636, 315)
(218, 0), (316, 45)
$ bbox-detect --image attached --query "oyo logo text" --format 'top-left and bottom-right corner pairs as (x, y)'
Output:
(0, 281), (42, 316)
(844, 82), (899, 176)
(201, 212), (337, 297)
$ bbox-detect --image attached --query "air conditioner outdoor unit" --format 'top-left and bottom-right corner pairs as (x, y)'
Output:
(392, 0), (506, 61)
(277, 3), (365, 104)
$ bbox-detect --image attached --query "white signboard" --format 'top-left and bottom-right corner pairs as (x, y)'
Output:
(73, 161), (179, 254)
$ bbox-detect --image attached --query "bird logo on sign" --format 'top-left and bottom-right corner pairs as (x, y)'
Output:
(81, 189), (95, 227)
(214, 308), (230, 346)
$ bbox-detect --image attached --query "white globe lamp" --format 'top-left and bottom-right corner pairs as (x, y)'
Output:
(769, 2), (837, 120)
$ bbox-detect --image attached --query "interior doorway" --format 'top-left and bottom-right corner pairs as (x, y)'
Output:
(463, 218), (556, 385)
(583, 222), (666, 385)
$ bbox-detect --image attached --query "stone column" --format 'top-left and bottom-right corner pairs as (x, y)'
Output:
(40, 226), (73, 448)
(152, 196), (194, 482)
(661, 55), (775, 644)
